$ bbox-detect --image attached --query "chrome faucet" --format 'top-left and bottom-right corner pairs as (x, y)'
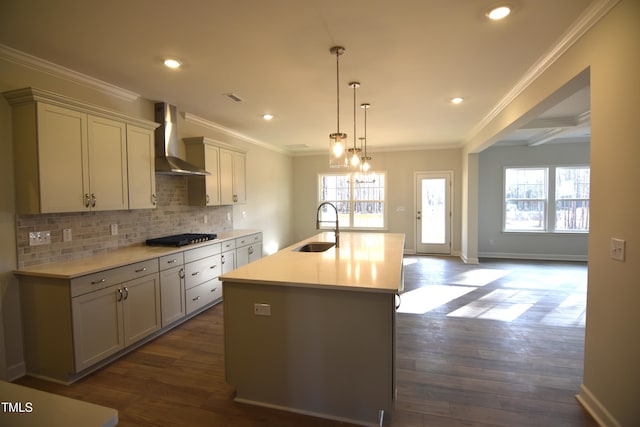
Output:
(316, 202), (340, 248)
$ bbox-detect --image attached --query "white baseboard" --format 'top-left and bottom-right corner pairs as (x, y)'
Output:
(6, 361), (26, 381)
(576, 384), (621, 427)
(479, 251), (587, 262)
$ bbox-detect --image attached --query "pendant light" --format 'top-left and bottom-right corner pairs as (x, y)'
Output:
(347, 81), (362, 168)
(329, 46), (348, 168)
(356, 103), (375, 184)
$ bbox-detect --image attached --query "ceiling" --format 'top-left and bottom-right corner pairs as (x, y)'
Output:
(0, 0), (595, 154)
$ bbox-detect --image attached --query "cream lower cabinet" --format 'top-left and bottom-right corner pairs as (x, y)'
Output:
(184, 244), (223, 314)
(72, 272), (161, 372)
(159, 253), (186, 327)
(235, 233), (262, 268)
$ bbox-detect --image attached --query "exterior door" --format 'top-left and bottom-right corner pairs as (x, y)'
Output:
(416, 172), (452, 254)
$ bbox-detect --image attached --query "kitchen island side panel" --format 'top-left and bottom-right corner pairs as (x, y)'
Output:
(223, 280), (394, 425)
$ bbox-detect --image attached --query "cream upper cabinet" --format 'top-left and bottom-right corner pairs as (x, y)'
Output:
(3, 87), (158, 214)
(185, 137), (246, 206)
(87, 115), (128, 211)
(220, 147), (246, 205)
(35, 103), (90, 213)
(127, 125), (157, 209)
(184, 137), (221, 206)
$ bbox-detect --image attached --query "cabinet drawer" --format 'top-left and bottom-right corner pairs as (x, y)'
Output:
(186, 279), (222, 314)
(221, 239), (236, 251)
(159, 252), (184, 271)
(184, 254), (221, 289)
(71, 259), (159, 297)
(236, 233), (261, 247)
(184, 243), (221, 263)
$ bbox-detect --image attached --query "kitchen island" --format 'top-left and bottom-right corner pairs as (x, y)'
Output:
(220, 232), (405, 426)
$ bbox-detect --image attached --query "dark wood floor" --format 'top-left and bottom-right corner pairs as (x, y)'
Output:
(14, 256), (597, 426)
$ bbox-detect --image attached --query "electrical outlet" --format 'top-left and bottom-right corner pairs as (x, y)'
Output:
(254, 303), (271, 316)
(29, 231), (51, 246)
(610, 238), (625, 262)
(63, 228), (72, 242)
(110, 224), (118, 236)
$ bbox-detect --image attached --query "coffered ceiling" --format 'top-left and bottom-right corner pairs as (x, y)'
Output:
(0, 0), (603, 153)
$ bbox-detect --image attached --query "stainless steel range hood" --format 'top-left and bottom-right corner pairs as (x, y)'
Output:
(154, 103), (210, 176)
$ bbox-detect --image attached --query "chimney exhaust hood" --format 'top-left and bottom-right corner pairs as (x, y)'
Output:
(154, 103), (210, 176)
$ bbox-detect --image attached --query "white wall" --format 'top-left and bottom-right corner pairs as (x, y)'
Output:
(478, 143), (590, 261)
(292, 148), (462, 254)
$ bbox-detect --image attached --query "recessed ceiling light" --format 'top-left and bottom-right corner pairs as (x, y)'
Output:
(487, 5), (511, 20)
(163, 58), (181, 69)
(451, 97), (464, 104)
(262, 114), (274, 121)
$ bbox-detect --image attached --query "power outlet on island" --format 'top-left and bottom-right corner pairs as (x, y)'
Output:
(254, 303), (271, 316)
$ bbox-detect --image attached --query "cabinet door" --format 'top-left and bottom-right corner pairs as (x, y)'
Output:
(204, 144), (221, 205)
(232, 151), (246, 203)
(127, 124), (157, 209)
(72, 285), (124, 372)
(235, 246), (249, 268)
(122, 273), (161, 346)
(87, 115), (128, 211)
(219, 148), (234, 205)
(248, 244), (262, 263)
(160, 265), (185, 327)
(36, 103), (89, 213)
(221, 250), (235, 274)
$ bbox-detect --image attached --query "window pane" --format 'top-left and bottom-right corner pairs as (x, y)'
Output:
(556, 167), (590, 199)
(505, 200), (546, 231)
(505, 168), (547, 199)
(319, 201), (350, 228)
(556, 200), (590, 231)
(354, 202), (384, 227)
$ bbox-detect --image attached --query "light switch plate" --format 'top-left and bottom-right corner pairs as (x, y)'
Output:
(63, 228), (72, 242)
(610, 238), (625, 262)
(110, 224), (118, 236)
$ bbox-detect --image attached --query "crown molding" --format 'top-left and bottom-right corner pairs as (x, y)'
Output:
(466, 0), (620, 144)
(182, 112), (290, 155)
(0, 44), (140, 102)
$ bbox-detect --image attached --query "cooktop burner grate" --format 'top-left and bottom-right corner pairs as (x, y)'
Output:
(146, 233), (217, 247)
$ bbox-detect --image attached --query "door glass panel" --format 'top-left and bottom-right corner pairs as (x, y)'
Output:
(421, 178), (446, 244)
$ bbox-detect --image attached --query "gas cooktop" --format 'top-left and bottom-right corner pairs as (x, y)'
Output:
(146, 233), (217, 247)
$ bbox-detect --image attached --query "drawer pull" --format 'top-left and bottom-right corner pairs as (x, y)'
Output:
(135, 267), (147, 273)
(167, 259), (177, 264)
(210, 288), (217, 292)
(192, 296), (201, 301)
(91, 278), (106, 285)
(210, 264), (217, 269)
(191, 271), (200, 276)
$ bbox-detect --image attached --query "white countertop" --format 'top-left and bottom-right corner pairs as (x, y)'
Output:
(14, 229), (261, 279)
(220, 232), (405, 293)
(0, 381), (117, 427)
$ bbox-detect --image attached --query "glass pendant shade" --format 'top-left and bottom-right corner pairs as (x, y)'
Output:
(328, 46), (348, 168)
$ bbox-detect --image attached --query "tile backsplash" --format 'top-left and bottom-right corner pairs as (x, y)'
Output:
(16, 175), (233, 268)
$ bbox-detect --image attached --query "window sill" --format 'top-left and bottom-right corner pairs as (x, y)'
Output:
(502, 230), (589, 235)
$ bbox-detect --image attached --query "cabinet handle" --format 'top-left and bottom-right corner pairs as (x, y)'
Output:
(117, 288), (123, 302)
(123, 287), (129, 300)
(84, 193), (91, 208)
(209, 264), (217, 269)
(233, 194), (238, 202)
(135, 267), (147, 273)
(91, 193), (96, 208)
(248, 246), (254, 255)
(206, 194), (210, 204)
(191, 271), (200, 276)
(192, 295), (200, 301)
(179, 268), (185, 279)
(152, 193), (157, 205)
(167, 259), (177, 264)
(210, 288), (217, 293)
(91, 278), (106, 285)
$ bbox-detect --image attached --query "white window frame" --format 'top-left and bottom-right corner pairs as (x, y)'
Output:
(318, 171), (387, 230)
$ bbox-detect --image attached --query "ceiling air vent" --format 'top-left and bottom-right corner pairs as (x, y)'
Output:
(224, 93), (244, 102)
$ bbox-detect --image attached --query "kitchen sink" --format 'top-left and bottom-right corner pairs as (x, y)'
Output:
(294, 242), (336, 252)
